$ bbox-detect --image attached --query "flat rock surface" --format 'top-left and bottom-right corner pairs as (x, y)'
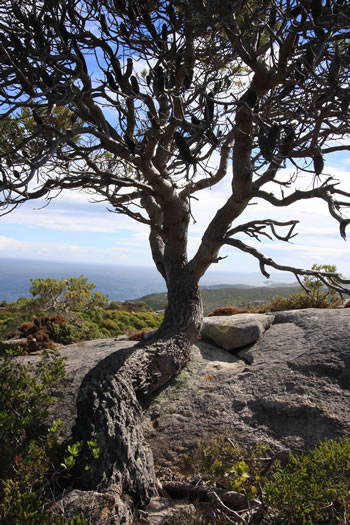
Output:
(143, 309), (350, 471)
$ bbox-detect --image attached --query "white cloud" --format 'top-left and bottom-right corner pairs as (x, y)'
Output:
(0, 235), (84, 259)
(0, 233), (153, 265)
(1, 158), (349, 276)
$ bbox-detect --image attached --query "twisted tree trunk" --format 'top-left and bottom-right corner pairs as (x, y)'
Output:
(71, 277), (202, 520)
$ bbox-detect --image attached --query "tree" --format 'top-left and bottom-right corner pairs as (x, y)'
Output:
(30, 275), (109, 316)
(1, 0), (350, 517)
(302, 263), (344, 307)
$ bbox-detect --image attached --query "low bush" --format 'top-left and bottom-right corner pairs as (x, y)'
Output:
(265, 438), (350, 524)
(0, 349), (92, 524)
(0, 348), (67, 477)
(265, 289), (341, 311)
(208, 305), (247, 316)
(184, 435), (269, 501)
(183, 435), (350, 524)
(50, 317), (107, 345)
(0, 277), (164, 350)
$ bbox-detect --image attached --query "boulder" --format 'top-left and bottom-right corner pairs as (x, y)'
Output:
(144, 309), (350, 471)
(200, 313), (273, 350)
(48, 489), (129, 525)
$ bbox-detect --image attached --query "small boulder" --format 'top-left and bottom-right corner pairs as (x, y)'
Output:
(201, 313), (273, 351)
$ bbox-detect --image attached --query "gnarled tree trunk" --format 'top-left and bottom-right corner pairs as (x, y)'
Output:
(71, 273), (203, 521)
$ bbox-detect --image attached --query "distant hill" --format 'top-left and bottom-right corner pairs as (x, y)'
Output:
(201, 283), (256, 290)
(136, 283), (301, 315)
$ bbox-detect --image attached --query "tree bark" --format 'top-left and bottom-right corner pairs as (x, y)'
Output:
(71, 272), (203, 520)
(158, 271), (203, 342)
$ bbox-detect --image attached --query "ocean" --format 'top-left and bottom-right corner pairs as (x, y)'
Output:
(0, 258), (295, 303)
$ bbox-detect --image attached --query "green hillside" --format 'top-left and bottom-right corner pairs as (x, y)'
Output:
(137, 284), (301, 315)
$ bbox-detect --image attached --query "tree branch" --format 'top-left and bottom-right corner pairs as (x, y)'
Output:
(224, 238), (350, 295)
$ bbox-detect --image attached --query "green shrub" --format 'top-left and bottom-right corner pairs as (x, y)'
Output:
(248, 263), (343, 313)
(268, 291), (317, 311)
(0, 311), (27, 341)
(268, 289), (341, 311)
(108, 300), (122, 311)
(0, 348), (67, 476)
(92, 309), (163, 338)
(29, 276), (109, 316)
(265, 438), (350, 524)
(184, 436), (350, 524)
(51, 318), (107, 345)
(184, 435), (270, 501)
(0, 349), (93, 524)
(303, 264), (343, 308)
(0, 479), (91, 524)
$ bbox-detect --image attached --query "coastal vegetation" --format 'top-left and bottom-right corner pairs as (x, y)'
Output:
(0, 348), (92, 524)
(181, 435), (350, 524)
(0, 265), (343, 353)
(0, 276), (163, 353)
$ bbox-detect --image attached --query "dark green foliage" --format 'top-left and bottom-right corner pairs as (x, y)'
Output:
(0, 349), (91, 524)
(265, 438), (350, 524)
(0, 348), (67, 476)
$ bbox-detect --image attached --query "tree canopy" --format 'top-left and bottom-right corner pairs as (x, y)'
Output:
(0, 0), (350, 313)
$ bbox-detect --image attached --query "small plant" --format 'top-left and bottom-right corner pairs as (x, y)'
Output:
(0, 479), (91, 524)
(265, 437), (350, 524)
(184, 435), (270, 497)
(0, 348), (67, 477)
(183, 436), (350, 524)
(303, 263), (343, 308)
(268, 264), (343, 311)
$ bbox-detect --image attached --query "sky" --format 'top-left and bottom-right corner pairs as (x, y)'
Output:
(1, 9), (349, 284)
(1, 149), (350, 280)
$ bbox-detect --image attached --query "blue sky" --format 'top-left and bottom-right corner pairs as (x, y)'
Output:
(1, 150), (350, 280)
(1, 9), (349, 283)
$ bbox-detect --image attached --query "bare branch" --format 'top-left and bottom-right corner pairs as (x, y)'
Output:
(226, 219), (299, 242)
(254, 187), (350, 239)
(225, 238), (350, 295)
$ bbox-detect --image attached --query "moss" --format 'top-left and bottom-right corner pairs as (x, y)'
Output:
(148, 345), (204, 409)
